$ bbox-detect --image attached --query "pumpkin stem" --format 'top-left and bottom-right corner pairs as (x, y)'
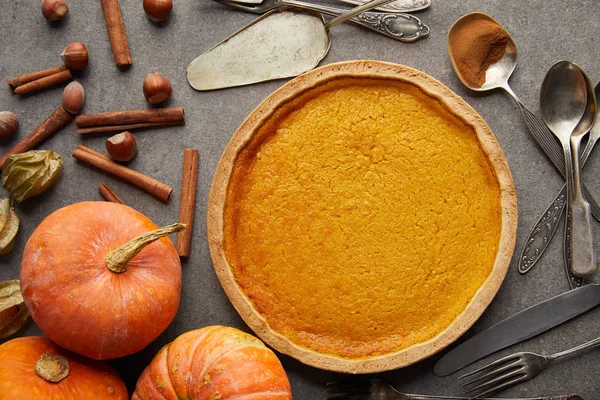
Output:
(105, 223), (186, 274)
(35, 353), (70, 383)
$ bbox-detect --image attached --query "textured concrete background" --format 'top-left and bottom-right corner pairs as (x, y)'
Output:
(1, 0), (600, 398)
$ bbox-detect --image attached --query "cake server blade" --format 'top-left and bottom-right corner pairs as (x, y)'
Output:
(433, 283), (600, 377)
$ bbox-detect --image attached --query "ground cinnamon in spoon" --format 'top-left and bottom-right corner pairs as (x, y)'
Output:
(450, 17), (510, 88)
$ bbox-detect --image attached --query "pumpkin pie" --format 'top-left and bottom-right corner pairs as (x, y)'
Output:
(208, 61), (517, 373)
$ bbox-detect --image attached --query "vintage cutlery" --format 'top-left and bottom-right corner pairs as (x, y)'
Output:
(447, 14), (600, 227)
(540, 61), (597, 278)
(520, 82), (600, 285)
(448, 13), (600, 278)
(460, 336), (600, 398)
(433, 283), (600, 376)
(335, 0), (431, 13)
(327, 378), (582, 400)
(213, 0), (429, 42)
(520, 82), (600, 283)
(188, 0), (398, 91)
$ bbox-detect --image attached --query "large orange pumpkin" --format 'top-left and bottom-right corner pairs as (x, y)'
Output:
(0, 336), (128, 399)
(133, 326), (293, 400)
(20, 201), (183, 360)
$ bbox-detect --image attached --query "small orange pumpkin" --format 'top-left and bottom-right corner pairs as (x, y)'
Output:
(133, 326), (293, 400)
(20, 201), (184, 360)
(0, 336), (128, 399)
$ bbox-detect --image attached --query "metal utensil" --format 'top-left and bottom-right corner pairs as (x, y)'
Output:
(433, 283), (600, 376)
(213, 0), (429, 42)
(540, 61), (597, 278)
(447, 13), (600, 278)
(335, 0), (431, 13)
(187, 0), (398, 91)
(460, 336), (600, 398)
(327, 378), (582, 400)
(520, 84), (600, 281)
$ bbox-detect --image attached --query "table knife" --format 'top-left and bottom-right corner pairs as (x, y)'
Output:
(433, 283), (600, 377)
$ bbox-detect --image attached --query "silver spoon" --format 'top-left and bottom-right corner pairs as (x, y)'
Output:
(541, 61), (596, 278)
(188, 0), (397, 91)
(447, 12), (600, 276)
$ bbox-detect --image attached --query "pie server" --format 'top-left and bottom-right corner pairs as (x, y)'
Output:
(433, 283), (600, 377)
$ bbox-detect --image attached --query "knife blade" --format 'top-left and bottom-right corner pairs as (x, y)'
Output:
(433, 283), (600, 377)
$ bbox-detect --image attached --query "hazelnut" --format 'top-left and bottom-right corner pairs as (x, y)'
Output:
(143, 73), (172, 104)
(60, 42), (89, 70)
(0, 112), (19, 139)
(106, 132), (138, 162)
(143, 0), (173, 22)
(62, 81), (85, 115)
(42, 0), (68, 22)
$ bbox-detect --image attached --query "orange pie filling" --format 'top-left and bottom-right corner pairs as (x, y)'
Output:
(224, 78), (502, 359)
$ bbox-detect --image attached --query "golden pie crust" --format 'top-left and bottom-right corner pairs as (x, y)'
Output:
(207, 60), (517, 373)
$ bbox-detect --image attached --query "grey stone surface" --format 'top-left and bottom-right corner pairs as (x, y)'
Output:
(1, 0), (600, 398)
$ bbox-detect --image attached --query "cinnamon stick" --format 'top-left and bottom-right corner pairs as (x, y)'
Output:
(76, 107), (185, 127)
(176, 149), (199, 257)
(7, 65), (68, 90)
(77, 121), (182, 135)
(98, 182), (125, 204)
(0, 106), (72, 169)
(100, 0), (132, 67)
(13, 69), (73, 96)
(73, 145), (172, 202)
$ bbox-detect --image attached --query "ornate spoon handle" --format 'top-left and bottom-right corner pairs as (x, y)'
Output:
(519, 189), (566, 274)
(285, 0), (429, 42)
(564, 209), (587, 289)
(335, 0), (431, 13)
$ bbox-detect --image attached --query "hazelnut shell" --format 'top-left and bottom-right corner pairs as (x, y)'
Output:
(0, 112), (19, 139)
(61, 42), (89, 71)
(62, 81), (85, 115)
(106, 132), (138, 162)
(143, 73), (172, 104)
(143, 0), (173, 22)
(42, 0), (69, 22)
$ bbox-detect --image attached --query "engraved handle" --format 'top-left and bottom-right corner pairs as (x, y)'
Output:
(569, 198), (596, 277)
(569, 134), (596, 277)
(518, 189), (566, 274)
(564, 208), (587, 288)
(336, 0), (431, 13)
(285, 0), (429, 42)
(351, 12), (429, 42)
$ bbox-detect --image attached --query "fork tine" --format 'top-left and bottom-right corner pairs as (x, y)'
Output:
(463, 368), (527, 398)
(459, 353), (521, 380)
(459, 358), (521, 387)
(466, 372), (530, 399)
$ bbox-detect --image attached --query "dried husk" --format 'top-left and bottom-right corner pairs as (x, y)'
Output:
(0, 198), (19, 255)
(2, 150), (62, 202)
(0, 280), (29, 338)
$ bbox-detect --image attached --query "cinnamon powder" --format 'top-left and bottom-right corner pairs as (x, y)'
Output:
(450, 18), (510, 88)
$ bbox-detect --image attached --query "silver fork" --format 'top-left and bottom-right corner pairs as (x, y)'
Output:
(212, 0), (430, 42)
(460, 336), (600, 398)
(327, 378), (582, 400)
